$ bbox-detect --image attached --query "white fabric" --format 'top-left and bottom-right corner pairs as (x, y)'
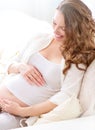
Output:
(5, 52), (61, 105)
(79, 59), (95, 116)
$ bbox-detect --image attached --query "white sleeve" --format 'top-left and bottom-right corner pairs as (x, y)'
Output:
(49, 64), (85, 105)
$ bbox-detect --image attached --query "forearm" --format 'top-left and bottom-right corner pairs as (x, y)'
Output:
(20, 100), (57, 117)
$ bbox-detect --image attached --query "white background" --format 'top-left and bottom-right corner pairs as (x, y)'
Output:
(0, 0), (94, 22)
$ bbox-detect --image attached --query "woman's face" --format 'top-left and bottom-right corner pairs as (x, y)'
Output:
(52, 10), (66, 43)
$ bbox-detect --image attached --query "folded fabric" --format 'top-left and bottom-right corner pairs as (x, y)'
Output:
(20, 116), (39, 127)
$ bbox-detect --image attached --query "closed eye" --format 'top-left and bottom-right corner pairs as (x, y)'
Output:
(52, 21), (56, 26)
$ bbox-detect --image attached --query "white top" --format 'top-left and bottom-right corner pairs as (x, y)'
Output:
(6, 52), (61, 105)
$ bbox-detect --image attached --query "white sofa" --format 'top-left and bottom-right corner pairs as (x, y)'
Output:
(11, 115), (95, 130)
(0, 11), (95, 130)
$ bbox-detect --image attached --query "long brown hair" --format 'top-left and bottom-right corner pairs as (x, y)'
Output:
(57, 0), (95, 74)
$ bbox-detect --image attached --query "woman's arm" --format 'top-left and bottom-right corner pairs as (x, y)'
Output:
(49, 64), (86, 105)
(0, 99), (57, 117)
(20, 100), (57, 117)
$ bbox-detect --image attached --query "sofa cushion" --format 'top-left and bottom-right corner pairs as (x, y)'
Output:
(79, 59), (95, 116)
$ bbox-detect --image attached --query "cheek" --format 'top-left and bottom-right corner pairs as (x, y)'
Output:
(61, 31), (66, 36)
(59, 30), (66, 39)
(60, 32), (67, 42)
(53, 26), (65, 36)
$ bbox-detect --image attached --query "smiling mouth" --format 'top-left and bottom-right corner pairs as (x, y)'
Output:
(54, 34), (63, 39)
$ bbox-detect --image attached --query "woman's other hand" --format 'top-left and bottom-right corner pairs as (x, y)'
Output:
(0, 99), (23, 116)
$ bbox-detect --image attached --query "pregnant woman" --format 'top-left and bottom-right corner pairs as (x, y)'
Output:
(0, 0), (95, 130)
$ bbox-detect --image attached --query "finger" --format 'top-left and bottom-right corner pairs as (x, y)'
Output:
(32, 68), (46, 84)
(24, 74), (41, 86)
(33, 66), (45, 80)
(25, 71), (45, 86)
(1, 99), (11, 104)
(24, 75), (34, 85)
(23, 66), (46, 86)
(28, 74), (43, 86)
(0, 99), (4, 106)
(25, 65), (45, 83)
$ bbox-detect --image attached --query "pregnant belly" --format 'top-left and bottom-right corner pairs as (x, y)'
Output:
(0, 86), (28, 107)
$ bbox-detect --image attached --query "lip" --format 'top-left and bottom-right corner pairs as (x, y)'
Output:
(54, 34), (63, 40)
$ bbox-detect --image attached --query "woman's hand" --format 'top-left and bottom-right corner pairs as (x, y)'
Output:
(0, 99), (57, 117)
(19, 63), (46, 86)
(0, 99), (23, 116)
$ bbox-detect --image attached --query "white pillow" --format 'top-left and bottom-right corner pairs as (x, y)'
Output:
(26, 96), (82, 125)
(79, 59), (95, 116)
